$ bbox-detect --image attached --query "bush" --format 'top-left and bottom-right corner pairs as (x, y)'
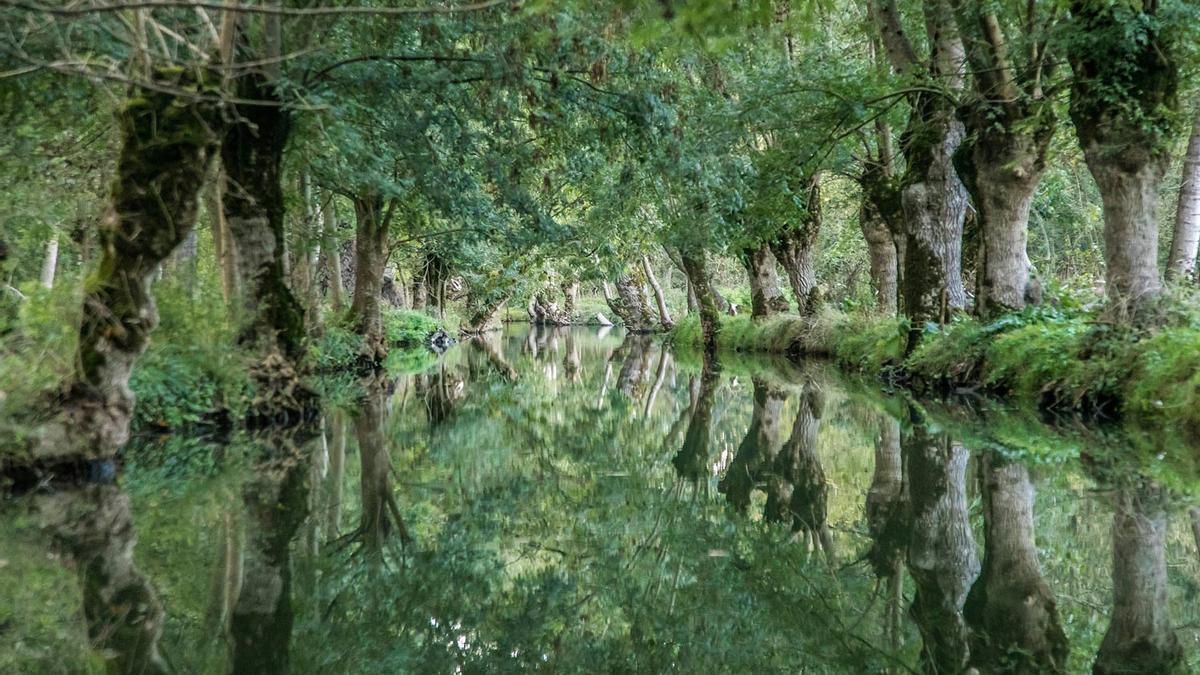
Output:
(385, 309), (439, 348)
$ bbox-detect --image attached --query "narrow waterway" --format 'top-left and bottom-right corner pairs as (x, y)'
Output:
(2, 324), (1197, 673)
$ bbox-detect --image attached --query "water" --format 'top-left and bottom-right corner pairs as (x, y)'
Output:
(2, 324), (1198, 674)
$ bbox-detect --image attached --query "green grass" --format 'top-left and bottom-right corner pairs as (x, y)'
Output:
(669, 300), (1200, 433)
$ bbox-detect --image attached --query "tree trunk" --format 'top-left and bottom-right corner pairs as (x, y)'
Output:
(1068, 2), (1178, 321)
(462, 292), (508, 334)
(740, 244), (789, 318)
(720, 378), (788, 512)
(900, 95), (969, 337)
(222, 75), (315, 422)
(871, 0), (969, 344)
(410, 258), (427, 311)
(561, 280), (579, 322)
(905, 416), (979, 674)
(964, 453), (1067, 673)
(319, 194), (343, 312)
(610, 270), (656, 332)
(40, 235), (58, 289)
(957, 115), (1049, 316)
(771, 175), (822, 316)
(1093, 484), (1183, 675)
(1167, 108), (1200, 280)
(54, 74), (218, 457)
(348, 194), (389, 364)
(208, 168), (238, 303)
(222, 77), (305, 362)
(860, 201), (898, 314)
(641, 254), (675, 329)
(680, 251), (722, 356)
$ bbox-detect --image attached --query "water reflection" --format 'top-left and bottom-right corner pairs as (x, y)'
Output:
(903, 409), (979, 673)
(964, 452), (1067, 673)
(230, 433), (313, 674)
(33, 472), (168, 674)
(3, 324), (1197, 673)
(1094, 479), (1182, 674)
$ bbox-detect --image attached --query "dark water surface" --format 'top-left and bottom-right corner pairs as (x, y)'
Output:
(2, 325), (1198, 673)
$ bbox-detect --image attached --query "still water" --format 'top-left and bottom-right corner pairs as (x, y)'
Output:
(2, 325), (1198, 673)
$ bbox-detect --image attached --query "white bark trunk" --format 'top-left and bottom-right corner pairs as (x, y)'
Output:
(1168, 109), (1200, 280)
(40, 235), (59, 289)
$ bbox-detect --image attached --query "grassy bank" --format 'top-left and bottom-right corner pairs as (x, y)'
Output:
(0, 278), (442, 437)
(671, 300), (1200, 434)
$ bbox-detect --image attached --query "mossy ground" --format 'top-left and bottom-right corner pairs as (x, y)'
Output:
(671, 297), (1200, 435)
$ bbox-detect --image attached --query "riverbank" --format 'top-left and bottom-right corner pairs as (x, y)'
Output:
(670, 301), (1200, 436)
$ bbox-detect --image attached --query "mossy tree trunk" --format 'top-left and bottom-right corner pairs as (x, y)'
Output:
(221, 72), (315, 422)
(614, 270), (656, 332)
(872, 0), (968, 347)
(1068, 1), (1178, 322)
(770, 174), (822, 316)
(347, 193), (391, 365)
(462, 290), (509, 335)
(222, 75), (305, 361)
(680, 251), (722, 357)
(951, 1), (1056, 318)
(740, 244), (789, 319)
(59, 71), (219, 456)
(964, 453), (1067, 673)
(859, 200), (898, 315)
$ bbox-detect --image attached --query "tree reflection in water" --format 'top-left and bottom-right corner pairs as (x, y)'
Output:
(764, 378), (832, 558)
(1094, 479), (1183, 675)
(866, 414), (907, 651)
(35, 472), (168, 675)
(7, 326), (1199, 673)
(964, 451), (1067, 673)
(903, 409), (979, 674)
(229, 431), (314, 674)
(671, 352), (720, 482)
(719, 377), (788, 512)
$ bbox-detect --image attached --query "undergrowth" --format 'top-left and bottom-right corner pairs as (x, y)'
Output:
(671, 291), (1200, 433)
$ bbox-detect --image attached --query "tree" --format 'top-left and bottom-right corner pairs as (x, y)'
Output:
(950, 0), (1057, 316)
(871, 0), (969, 348)
(1067, 0), (1182, 321)
(1167, 107), (1200, 280)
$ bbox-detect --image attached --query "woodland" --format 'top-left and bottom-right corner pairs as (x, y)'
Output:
(0, 0), (1196, 458)
(1, 2), (1200, 674)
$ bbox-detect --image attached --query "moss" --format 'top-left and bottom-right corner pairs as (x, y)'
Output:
(670, 301), (1200, 435)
